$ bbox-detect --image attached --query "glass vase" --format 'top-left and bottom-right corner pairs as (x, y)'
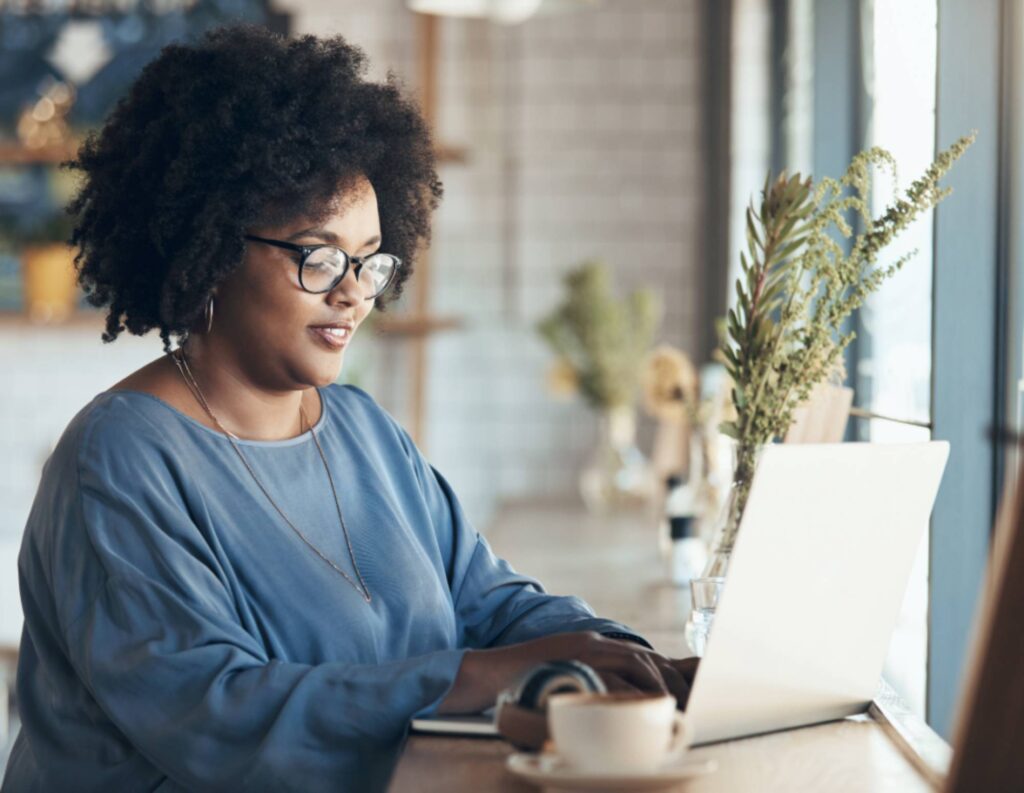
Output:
(684, 440), (765, 654)
(579, 404), (653, 515)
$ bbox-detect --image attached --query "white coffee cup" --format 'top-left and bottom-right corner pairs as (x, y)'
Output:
(547, 691), (691, 774)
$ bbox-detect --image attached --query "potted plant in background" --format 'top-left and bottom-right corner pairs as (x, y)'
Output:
(0, 210), (79, 323)
(684, 132), (976, 655)
(537, 260), (662, 514)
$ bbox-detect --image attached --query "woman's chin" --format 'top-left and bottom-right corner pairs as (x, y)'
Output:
(311, 357), (344, 387)
(279, 343), (347, 389)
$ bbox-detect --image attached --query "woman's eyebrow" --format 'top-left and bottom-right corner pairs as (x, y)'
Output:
(286, 226), (337, 242)
(286, 227), (381, 250)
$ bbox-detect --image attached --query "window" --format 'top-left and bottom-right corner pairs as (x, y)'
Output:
(859, 0), (938, 720)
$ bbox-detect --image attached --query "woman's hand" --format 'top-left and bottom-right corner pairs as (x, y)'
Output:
(437, 631), (700, 715)
(663, 655), (700, 709)
(609, 644), (700, 710)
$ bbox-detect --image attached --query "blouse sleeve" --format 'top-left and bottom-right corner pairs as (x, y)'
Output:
(60, 437), (468, 792)
(387, 415), (651, 650)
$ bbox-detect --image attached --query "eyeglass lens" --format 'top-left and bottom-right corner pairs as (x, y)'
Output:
(301, 247), (396, 296)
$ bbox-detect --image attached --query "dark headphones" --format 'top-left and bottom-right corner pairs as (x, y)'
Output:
(494, 660), (607, 750)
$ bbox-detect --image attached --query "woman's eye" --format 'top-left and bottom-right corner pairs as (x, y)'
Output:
(303, 249), (345, 270)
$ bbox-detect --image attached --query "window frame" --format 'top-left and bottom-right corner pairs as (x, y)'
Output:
(929, 0), (1006, 740)
(803, 0), (1008, 738)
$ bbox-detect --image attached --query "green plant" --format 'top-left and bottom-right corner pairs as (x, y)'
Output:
(536, 260), (662, 410)
(717, 132), (976, 548)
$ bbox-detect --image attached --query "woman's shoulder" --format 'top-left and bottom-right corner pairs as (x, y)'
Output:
(46, 390), (196, 488)
(322, 383), (410, 442)
(24, 393), (194, 607)
(321, 382), (430, 476)
(322, 381), (374, 410)
(85, 389), (187, 442)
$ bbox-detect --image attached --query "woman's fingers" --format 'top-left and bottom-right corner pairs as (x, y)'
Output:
(590, 640), (699, 707)
(510, 632), (696, 703)
(668, 656), (701, 687)
(653, 659), (692, 709)
(586, 641), (669, 694)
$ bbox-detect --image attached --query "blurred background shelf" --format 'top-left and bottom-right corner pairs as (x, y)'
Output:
(0, 310), (102, 329)
(0, 141), (80, 165)
(372, 313), (462, 337)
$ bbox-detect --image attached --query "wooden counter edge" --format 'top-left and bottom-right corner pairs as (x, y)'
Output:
(870, 679), (950, 790)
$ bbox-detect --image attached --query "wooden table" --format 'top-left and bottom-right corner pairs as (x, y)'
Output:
(390, 497), (949, 792)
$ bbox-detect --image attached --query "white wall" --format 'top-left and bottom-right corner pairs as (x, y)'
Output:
(0, 326), (157, 645)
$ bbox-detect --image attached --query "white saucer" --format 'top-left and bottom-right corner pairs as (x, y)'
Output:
(506, 751), (717, 791)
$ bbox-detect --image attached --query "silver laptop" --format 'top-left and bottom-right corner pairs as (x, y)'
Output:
(685, 441), (949, 745)
(411, 441), (949, 743)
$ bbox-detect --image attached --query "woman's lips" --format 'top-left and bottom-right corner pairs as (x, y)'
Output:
(309, 326), (351, 350)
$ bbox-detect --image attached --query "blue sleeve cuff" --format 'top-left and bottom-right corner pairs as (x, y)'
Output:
(599, 631), (655, 650)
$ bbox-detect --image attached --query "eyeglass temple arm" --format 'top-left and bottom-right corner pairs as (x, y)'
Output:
(243, 234), (305, 253)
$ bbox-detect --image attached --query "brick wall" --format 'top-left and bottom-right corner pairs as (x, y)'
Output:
(291, 0), (707, 530)
(0, 0), (705, 545)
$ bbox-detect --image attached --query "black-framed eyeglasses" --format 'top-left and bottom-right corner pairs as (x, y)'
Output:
(244, 234), (402, 298)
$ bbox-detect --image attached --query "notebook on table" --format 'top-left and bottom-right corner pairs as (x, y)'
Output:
(410, 707), (497, 737)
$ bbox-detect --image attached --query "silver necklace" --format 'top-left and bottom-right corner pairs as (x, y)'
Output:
(168, 347), (372, 604)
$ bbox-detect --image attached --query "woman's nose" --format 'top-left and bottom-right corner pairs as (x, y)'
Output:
(327, 263), (366, 304)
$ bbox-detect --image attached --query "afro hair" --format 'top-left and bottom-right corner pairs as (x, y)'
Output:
(64, 23), (442, 352)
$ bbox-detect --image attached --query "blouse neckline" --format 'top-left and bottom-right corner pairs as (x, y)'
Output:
(102, 387), (331, 448)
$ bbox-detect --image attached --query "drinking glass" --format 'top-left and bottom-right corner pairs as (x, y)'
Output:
(686, 576), (726, 656)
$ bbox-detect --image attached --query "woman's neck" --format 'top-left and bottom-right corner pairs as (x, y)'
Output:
(176, 337), (319, 442)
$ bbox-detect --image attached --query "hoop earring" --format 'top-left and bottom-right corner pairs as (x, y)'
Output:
(203, 296), (214, 334)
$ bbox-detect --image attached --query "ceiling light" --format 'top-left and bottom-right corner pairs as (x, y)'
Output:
(408, 0), (599, 25)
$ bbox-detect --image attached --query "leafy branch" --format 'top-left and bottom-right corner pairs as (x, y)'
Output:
(537, 261), (662, 410)
(713, 132), (976, 550)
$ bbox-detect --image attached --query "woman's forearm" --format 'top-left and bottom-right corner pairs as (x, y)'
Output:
(436, 645), (529, 715)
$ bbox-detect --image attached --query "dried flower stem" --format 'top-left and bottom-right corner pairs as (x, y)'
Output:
(717, 132), (976, 547)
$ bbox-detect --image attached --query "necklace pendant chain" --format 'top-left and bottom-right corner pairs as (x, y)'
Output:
(167, 347), (372, 604)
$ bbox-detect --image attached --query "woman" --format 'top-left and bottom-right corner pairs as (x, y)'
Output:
(3, 24), (696, 793)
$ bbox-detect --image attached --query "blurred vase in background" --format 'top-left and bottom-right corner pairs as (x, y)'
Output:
(578, 402), (652, 515)
(536, 261), (662, 514)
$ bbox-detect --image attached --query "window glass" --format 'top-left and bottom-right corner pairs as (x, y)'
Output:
(727, 0), (772, 295)
(861, 0), (938, 719)
(1004, 2), (1024, 495)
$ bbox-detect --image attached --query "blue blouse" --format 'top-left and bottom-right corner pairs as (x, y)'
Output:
(2, 383), (645, 792)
